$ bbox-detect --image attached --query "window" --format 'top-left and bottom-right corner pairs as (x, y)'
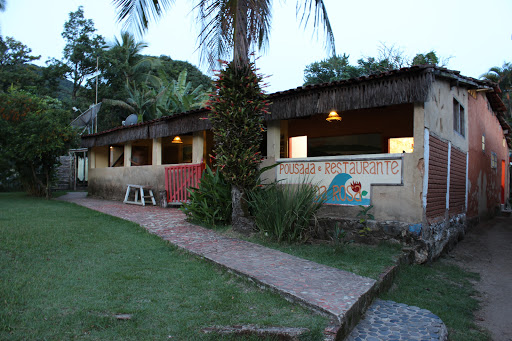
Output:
(289, 136), (307, 158)
(491, 152), (497, 169)
(453, 98), (465, 137)
(389, 137), (414, 153)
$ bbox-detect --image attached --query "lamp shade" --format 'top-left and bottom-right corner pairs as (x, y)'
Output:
(326, 111), (341, 122)
(172, 136), (183, 144)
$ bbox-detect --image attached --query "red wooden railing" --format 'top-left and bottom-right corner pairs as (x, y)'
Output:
(165, 163), (205, 204)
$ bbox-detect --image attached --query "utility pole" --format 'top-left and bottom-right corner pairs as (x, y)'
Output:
(95, 56), (99, 133)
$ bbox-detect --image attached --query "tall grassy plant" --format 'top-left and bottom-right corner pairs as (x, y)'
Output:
(181, 165), (232, 227)
(249, 181), (328, 243)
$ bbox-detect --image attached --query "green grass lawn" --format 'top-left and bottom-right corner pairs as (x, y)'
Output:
(380, 260), (490, 341)
(225, 232), (402, 280)
(0, 193), (328, 340)
(223, 229), (489, 340)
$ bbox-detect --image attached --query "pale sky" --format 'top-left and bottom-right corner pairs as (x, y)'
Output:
(1, 0), (511, 93)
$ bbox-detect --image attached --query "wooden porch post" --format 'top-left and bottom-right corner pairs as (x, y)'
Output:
(152, 138), (162, 166)
(124, 142), (132, 167)
(192, 131), (205, 164)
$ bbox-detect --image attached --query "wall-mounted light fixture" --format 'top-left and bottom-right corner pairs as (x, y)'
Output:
(326, 110), (342, 122)
(172, 136), (183, 144)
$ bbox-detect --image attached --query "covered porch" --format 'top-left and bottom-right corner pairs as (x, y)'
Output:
(82, 109), (214, 203)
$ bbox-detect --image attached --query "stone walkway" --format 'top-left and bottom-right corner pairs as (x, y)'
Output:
(346, 300), (448, 341)
(57, 193), (447, 340)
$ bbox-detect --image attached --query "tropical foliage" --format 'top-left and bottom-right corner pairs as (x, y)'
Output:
(155, 70), (210, 116)
(304, 46), (446, 85)
(59, 6), (106, 101)
(208, 60), (269, 230)
(481, 62), (512, 119)
(181, 165), (232, 227)
(103, 81), (165, 123)
(97, 32), (212, 128)
(113, 0), (335, 70)
(249, 181), (328, 243)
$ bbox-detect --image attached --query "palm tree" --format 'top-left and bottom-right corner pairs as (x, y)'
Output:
(108, 31), (158, 85)
(482, 63), (512, 118)
(113, 0), (335, 231)
(112, 0), (335, 69)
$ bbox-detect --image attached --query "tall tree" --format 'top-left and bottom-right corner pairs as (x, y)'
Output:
(208, 61), (269, 230)
(61, 6), (105, 101)
(0, 36), (41, 92)
(0, 90), (77, 198)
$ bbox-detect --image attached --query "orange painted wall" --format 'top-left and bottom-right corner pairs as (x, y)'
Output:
(467, 92), (510, 218)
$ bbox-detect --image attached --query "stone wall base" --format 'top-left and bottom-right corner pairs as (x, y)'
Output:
(314, 214), (468, 264)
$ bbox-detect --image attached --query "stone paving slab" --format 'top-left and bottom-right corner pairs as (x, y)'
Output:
(346, 299), (448, 341)
(57, 194), (376, 338)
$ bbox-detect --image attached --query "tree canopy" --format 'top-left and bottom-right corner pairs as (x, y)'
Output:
(482, 62), (512, 119)
(0, 90), (77, 197)
(60, 6), (106, 101)
(304, 46), (445, 86)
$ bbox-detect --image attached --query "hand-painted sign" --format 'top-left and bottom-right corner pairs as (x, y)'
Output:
(276, 157), (402, 205)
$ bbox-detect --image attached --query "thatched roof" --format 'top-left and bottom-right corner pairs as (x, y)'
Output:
(81, 65), (507, 148)
(81, 109), (210, 148)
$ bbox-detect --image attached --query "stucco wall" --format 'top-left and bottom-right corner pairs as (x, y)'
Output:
(424, 80), (468, 153)
(88, 165), (167, 204)
(467, 92), (510, 219)
(370, 103), (425, 222)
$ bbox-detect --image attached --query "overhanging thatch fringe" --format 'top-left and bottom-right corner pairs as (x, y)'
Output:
(268, 71), (434, 120)
(149, 112), (211, 139)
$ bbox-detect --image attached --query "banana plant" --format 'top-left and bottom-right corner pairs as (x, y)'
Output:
(103, 81), (165, 123)
(155, 70), (210, 117)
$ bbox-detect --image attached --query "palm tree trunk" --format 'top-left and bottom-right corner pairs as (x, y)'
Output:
(231, 185), (254, 233)
(231, 0), (252, 232)
(233, 0), (249, 66)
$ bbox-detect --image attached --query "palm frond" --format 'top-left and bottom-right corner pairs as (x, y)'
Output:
(112, 0), (174, 37)
(297, 0), (336, 56)
(196, 0), (235, 70)
(102, 99), (137, 113)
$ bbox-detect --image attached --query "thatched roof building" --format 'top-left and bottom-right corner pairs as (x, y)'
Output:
(81, 65), (509, 148)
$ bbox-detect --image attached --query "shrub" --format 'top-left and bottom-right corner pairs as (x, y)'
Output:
(249, 181), (328, 243)
(357, 205), (374, 237)
(180, 165), (232, 227)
